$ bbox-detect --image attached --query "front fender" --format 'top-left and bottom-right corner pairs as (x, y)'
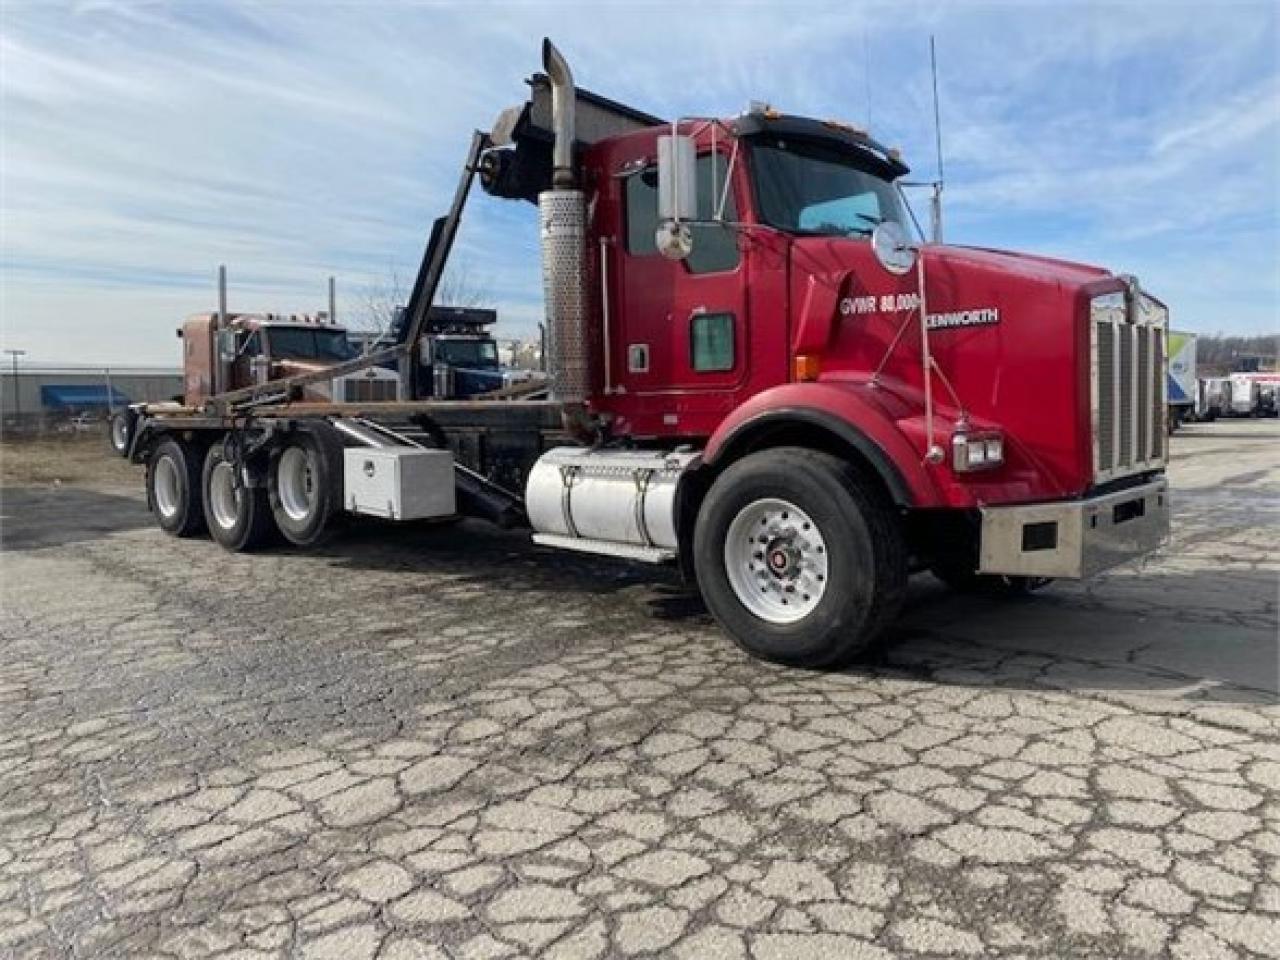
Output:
(703, 381), (943, 507)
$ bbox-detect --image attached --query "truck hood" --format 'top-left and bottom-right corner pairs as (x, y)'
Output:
(276, 359), (336, 377)
(926, 244), (1113, 287)
(789, 236), (1125, 498)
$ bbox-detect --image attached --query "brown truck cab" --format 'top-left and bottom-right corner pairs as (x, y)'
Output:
(180, 313), (399, 406)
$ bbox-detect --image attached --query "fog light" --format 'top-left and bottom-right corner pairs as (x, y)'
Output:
(952, 431), (1005, 473)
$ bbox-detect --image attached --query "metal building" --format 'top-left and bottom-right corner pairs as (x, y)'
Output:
(0, 365), (182, 430)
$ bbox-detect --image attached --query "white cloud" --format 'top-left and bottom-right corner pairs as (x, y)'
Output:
(1, 0), (1277, 365)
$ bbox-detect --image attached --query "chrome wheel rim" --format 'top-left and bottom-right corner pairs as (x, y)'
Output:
(278, 446), (316, 522)
(724, 497), (829, 624)
(111, 417), (128, 450)
(209, 461), (241, 530)
(153, 455), (181, 519)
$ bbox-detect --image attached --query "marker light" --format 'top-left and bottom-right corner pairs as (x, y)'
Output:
(793, 354), (821, 382)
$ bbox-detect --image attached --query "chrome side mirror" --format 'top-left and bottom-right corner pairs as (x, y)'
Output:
(656, 133), (697, 260)
(217, 328), (238, 363)
(871, 220), (917, 276)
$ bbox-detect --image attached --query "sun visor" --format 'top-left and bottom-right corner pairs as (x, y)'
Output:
(491, 75), (662, 149)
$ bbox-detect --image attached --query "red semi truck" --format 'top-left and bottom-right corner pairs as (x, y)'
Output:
(113, 41), (1170, 667)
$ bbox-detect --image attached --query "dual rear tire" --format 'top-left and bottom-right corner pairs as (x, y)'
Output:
(146, 425), (345, 551)
(147, 438), (206, 537)
(202, 445), (274, 551)
(109, 410), (136, 457)
(267, 427), (345, 547)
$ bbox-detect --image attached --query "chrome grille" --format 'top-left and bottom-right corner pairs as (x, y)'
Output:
(339, 377), (399, 402)
(1137, 329), (1150, 462)
(1119, 326), (1134, 465)
(1096, 329), (1116, 471)
(1151, 327), (1166, 461)
(1091, 290), (1167, 483)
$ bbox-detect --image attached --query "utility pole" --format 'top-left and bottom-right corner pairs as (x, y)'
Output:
(4, 349), (26, 423)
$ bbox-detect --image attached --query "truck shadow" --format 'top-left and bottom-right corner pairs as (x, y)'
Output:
(0, 486), (153, 551)
(321, 519), (1276, 706)
(322, 516), (709, 617)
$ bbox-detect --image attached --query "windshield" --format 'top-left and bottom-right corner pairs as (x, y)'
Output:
(751, 138), (908, 237)
(267, 327), (358, 362)
(435, 338), (499, 368)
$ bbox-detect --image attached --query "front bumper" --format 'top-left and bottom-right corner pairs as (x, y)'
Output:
(978, 479), (1169, 579)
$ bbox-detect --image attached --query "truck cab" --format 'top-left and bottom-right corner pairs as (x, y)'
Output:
(417, 308), (507, 399)
(180, 313), (401, 406)
(491, 48), (1170, 660)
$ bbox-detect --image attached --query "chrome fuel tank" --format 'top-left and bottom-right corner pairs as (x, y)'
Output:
(525, 447), (700, 560)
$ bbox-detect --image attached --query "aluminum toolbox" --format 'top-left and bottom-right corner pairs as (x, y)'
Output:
(343, 448), (455, 521)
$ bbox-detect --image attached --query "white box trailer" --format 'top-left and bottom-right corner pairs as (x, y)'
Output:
(1166, 331), (1196, 427)
(1226, 374), (1261, 417)
(1197, 377), (1231, 420)
(1224, 372), (1280, 417)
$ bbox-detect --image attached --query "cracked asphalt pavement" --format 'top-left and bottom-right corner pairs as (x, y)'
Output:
(1, 420), (1277, 959)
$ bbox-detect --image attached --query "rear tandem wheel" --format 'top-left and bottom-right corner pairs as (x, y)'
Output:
(146, 437), (206, 537)
(202, 443), (275, 552)
(268, 425), (346, 548)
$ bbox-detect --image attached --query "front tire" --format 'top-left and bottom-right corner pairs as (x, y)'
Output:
(109, 410), (135, 457)
(268, 426), (344, 547)
(203, 444), (274, 552)
(693, 448), (906, 668)
(147, 438), (205, 537)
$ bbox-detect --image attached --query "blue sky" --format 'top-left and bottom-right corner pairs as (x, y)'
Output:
(2, 0), (1277, 365)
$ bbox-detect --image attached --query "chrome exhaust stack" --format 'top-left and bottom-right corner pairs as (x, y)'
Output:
(538, 39), (590, 411)
(543, 39), (576, 190)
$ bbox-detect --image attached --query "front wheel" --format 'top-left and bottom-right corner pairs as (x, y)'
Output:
(693, 448), (907, 668)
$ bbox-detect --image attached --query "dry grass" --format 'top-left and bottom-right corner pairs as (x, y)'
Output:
(0, 433), (142, 489)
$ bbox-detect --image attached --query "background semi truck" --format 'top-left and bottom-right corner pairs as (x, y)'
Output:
(375, 305), (536, 400)
(111, 40), (1171, 667)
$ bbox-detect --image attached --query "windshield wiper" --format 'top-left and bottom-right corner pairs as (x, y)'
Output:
(790, 224), (872, 238)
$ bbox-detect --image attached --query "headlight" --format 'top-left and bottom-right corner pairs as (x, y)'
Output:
(952, 432), (1005, 473)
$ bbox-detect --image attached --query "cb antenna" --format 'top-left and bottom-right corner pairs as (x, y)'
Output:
(929, 35), (945, 243)
(863, 27), (872, 131)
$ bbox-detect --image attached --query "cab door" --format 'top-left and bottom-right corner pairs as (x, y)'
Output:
(611, 150), (749, 435)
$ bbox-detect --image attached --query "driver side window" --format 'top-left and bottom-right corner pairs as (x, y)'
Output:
(624, 153), (740, 275)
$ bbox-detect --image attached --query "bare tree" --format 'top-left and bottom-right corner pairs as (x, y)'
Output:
(436, 261), (491, 309)
(355, 260), (492, 337)
(354, 264), (410, 335)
